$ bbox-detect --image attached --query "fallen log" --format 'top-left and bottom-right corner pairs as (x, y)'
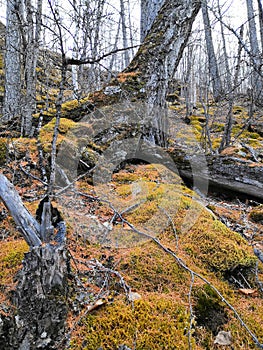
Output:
(0, 174), (41, 247)
(169, 148), (263, 201)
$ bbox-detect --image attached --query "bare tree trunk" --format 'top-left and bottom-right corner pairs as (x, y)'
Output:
(219, 25), (244, 152)
(246, 0), (263, 105)
(120, 0), (130, 67)
(71, 0), (80, 98)
(3, 0), (22, 125)
(107, 17), (122, 82)
(21, 0), (42, 136)
(218, 0), (234, 151)
(0, 174), (41, 246)
(257, 0), (263, 50)
(201, 0), (222, 101)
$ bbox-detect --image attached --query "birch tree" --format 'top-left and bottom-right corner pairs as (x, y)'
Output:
(3, 0), (22, 125)
(21, 0), (42, 136)
(246, 0), (263, 105)
(3, 0), (42, 136)
(120, 0), (130, 67)
(201, 0), (222, 101)
(257, 0), (263, 50)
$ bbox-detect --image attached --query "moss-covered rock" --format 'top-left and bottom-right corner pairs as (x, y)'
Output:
(179, 206), (256, 275)
(249, 205), (263, 224)
(39, 117), (76, 152)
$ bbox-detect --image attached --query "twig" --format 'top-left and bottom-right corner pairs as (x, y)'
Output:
(19, 164), (48, 186)
(187, 272), (195, 350)
(115, 214), (263, 349)
(241, 142), (259, 162)
(158, 206), (179, 250)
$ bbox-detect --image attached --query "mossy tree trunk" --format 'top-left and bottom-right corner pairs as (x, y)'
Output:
(140, 0), (164, 42)
(126, 0), (201, 146)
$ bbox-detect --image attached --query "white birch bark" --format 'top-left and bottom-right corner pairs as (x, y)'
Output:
(257, 0), (263, 50)
(246, 0), (263, 105)
(120, 0), (130, 67)
(3, 0), (22, 124)
(201, 0), (222, 101)
(22, 0), (42, 136)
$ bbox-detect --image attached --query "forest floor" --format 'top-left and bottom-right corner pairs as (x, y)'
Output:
(0, 80), (263, 348)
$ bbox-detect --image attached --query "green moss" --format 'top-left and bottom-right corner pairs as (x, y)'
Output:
(211, 122), (224, 132)
(249, 205), (263, 223)
(212, 137), (221, 149)
(181, 211), (256, 274)
(39, 117), (76, 152)
(0, 138), (7, 165)
(70, 295), (192, 350)
(123, 244), (187, 292)
(233, 105), (245, 115)
(0, 240), (28, 284)
(194, 284), (227, 333)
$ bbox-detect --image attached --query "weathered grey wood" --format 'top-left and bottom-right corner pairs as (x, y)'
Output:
(0, 174), (41, 247)
(40, 202), (54, 243)
(169, 148), (263, 200)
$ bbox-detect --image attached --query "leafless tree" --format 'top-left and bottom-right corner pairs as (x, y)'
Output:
(246, 0), (263, 106)
(201, 0), (222, 101)
(3, 0), (22, 126)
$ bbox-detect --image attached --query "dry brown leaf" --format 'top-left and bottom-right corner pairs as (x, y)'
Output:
(238, 288), (257, 296)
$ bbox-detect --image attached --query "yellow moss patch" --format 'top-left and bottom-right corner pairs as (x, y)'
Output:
(249, 205), (263, 223)
(179, 209), (256, 274)
(70, 294), (193, 350)
(121, 244), (187, 292)
(39, 117), (76, 152)
(0, 240), (28, 286)
(227, 296), (263, 348)
(0, 138), (7, 165)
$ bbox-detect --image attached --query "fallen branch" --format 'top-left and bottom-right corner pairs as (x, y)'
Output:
(0, 173), (41, 247)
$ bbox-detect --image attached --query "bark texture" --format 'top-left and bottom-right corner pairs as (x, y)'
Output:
(0, 174), (69, 349)
(201, 0), (222, 101)
(128, 0), (201, 105)
(0, 246), (69, 350)
(3, 0), (21, 123)
(21, 0), (42, 136)
(170, 147), (263, 200)
(246, 0), (263, 105)
(0, 174), (41, 247)
(140, 0), (164, 42)
(127, 0), (201, 145)
(12, 246), (69, 350)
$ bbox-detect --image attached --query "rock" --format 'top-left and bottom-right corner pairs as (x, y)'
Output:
(104, 86), (122, 95)
(118, 346), (132, 350)
(128, 292), (142, 302)
(214, 331), (232, 346)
